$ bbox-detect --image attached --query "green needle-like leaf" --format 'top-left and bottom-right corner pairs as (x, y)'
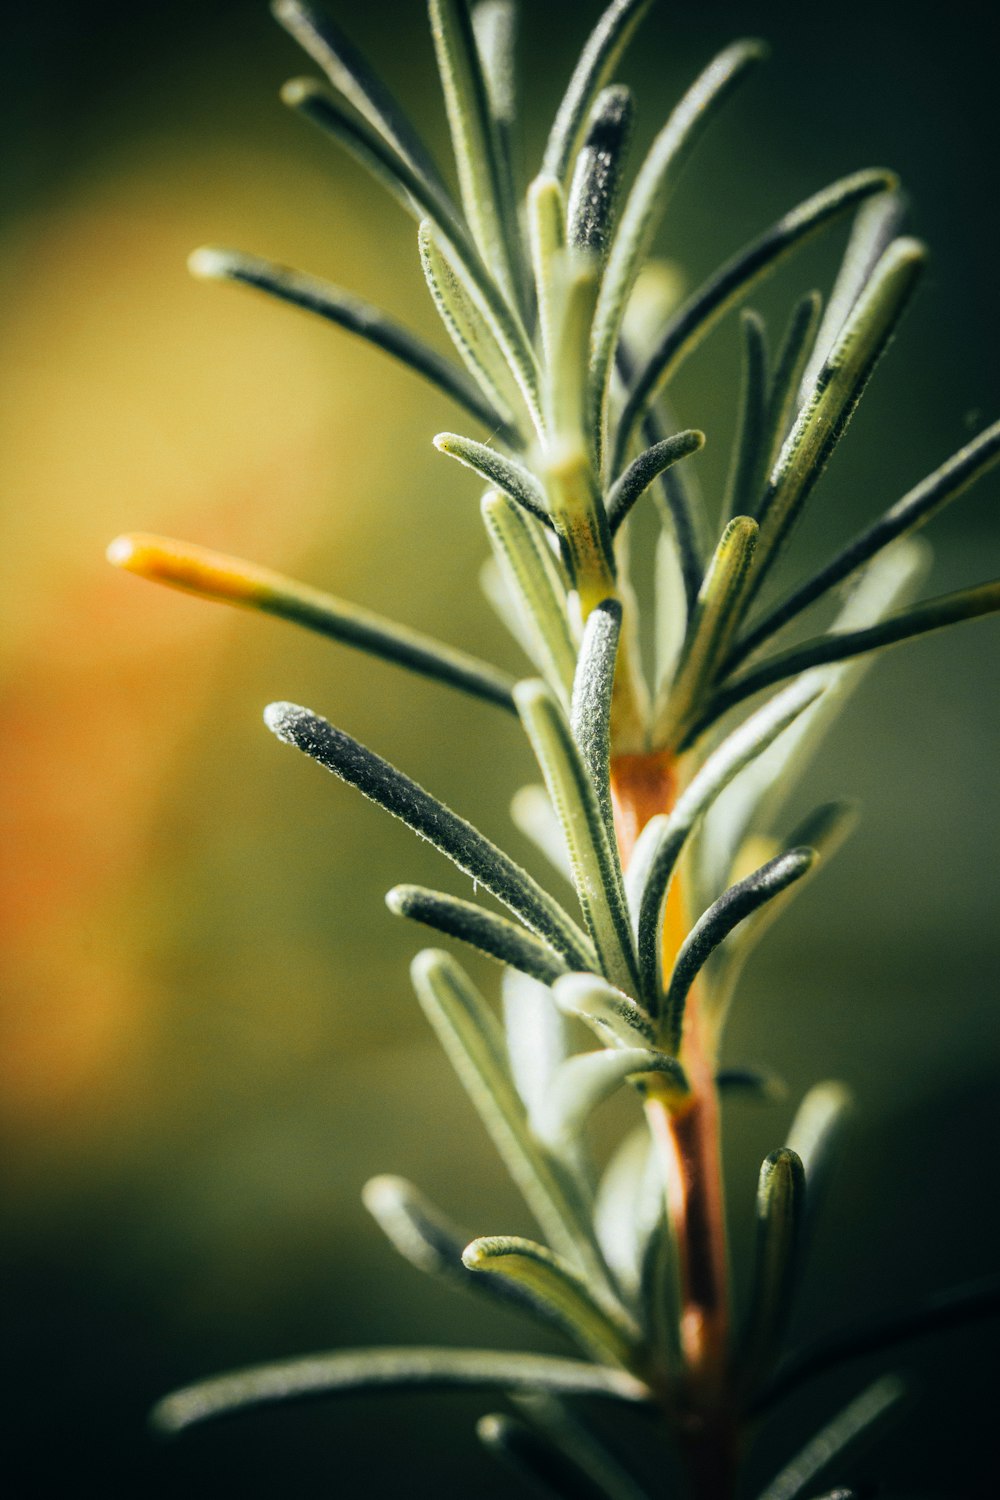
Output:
(733, 417), (1000, 664)
(362, 1173), (581, 1325)
(387, 883), (569, 984)
(463, 1235), (640, 1366)
(152, 1347), (653, 1435)
(799, 188), (906, 400)
(553, 973), (655, 1050)
(716, 1067), (787, 1103)
(436, 430), (552, 525)
(653, 515), (759, 751)
(629, 674), (823, 1003)
(606, 430), (705, 537)
(502, 968), (572, 1120)
(482, 491), (579, 708)
(189, 245), (514, 439)
(510, 1391), (653, 1500)
(283, 76), (542, 429)
(264, 703), (594, 967)
(696, 541), (928, 878)
(741, 1147), (806, 1381)
(281, 74), (464, 241)
(272, 0), (452, 204)
(412, 950), (613, 1288)
(759, 1273), (1000, 1415)
(478, 1411), (608, 1500)
(661, 849), (815, 1051)
(590, 39), (765, 458)
(429, 0), (522, 308)
(749, 238), (927, 595)
(473, 1), (518, 135)
(594, 1126), (661, 1300)
(706, 577), (1000, 724)
(762, 291), (823, 465)
(471, 0), (525, 308)
(756, 1375), (906, 1500)
(570, 598), (622, 847)
(785, 1080), (852, 1235)
(529, 174), (567, 367)
(568, 85), (634, 260)
(543, 0), (653, 186)
(418, 220), (527, 432)
(516, 679), (639, 996)
(723, 310), (769, 520)
(533, 1048), (688, 1153)
(107, 534), (517, 712)
(362, 1173), (472, 1281)
(615, 168), (896, 471)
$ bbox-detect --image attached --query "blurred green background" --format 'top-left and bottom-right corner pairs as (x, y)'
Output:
(1, 0), (997, 1494)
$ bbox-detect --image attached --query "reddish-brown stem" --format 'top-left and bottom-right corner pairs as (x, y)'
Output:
(611, 752), (738, 1498)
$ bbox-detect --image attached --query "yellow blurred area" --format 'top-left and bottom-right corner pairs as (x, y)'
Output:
(0, 121), (395, 1140)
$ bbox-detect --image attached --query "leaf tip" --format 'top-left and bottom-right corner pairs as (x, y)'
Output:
(263, 700), (309, 744)
(105, 533), (141, 570)
(187, 245), (230, 282)
(280, 75), (319, 108)
(385, 885), (411, 916)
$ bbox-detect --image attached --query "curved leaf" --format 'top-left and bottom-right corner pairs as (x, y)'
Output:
(264, 702), (594, 968)
(387, 883), (569, 984)
(108, 534), (517, 712)
(152, 1346), (653, 1435)
(463, 1235), (640, 1366)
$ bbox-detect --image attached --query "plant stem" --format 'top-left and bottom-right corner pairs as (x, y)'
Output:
(611, 752), (737, 1498)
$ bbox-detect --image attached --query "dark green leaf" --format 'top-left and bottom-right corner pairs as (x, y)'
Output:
(614, 169), (896, 472)
(591, 40), (765, 457)
(631, 675), (823, 1003)
(749, 238), (927, 596)
(436, 430), (552, 525)
(759, 1272), (1000, 1415)
(152, 1346), (652, 1434)
(606, 430), (705, 537)
(724, 310), (769, 524)
(482, 492), (578, 708)
(509, 1391), (653, 1500)
(706, 576), (1000, 724)
(477, 1411), (614, 1500)
(661, 848), (815, 1050)
(568, 85), (634, 260)
(733, 416), (1000, 665)
(189, 246), (514, 439)
(516, 680), (639, 995)
(543, 0), (653, 186)
(272, 0), (451, 203)
(412, 950), (615, 1291)
(755, 1376), (906, 1500)
(741, 1147), (806, 1380)
(264, 702), (594, 967)
(387, 883), (569, 984)
(463, 1235), (640, 1366)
